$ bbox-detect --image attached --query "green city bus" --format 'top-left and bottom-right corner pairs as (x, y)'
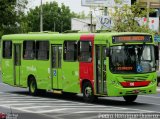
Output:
(1, 32), (158, 102)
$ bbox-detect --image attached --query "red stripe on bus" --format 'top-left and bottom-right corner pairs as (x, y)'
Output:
(79, 34), (95, 93)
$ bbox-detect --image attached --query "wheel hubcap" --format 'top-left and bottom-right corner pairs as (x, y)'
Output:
(30, 82), (35, 93)
(85, 87), (92, 97)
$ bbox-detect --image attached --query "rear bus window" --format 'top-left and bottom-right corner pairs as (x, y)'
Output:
(3, 41), (12, 59)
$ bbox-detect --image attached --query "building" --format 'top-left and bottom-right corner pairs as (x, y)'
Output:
(71, 18), (96, 32)
(137, 0), (160, 9)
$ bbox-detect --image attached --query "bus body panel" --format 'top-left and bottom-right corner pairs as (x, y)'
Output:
(1, 58), (14, 85)
(34, 60), (51, 90)
(62, 62), (80, 93)
(60, 36), (81, 93)
(20, 61), (37, 88)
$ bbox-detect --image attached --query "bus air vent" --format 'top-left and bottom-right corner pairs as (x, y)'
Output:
(122, 75), (149, 82)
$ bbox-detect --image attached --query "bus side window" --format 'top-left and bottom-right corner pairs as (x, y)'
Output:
(63, 41), (77, 62)
(78, 41), (92, 62)
(36, 41), (49, 60)
(23, 41), (35, 60)
(3, 41), (12, 59)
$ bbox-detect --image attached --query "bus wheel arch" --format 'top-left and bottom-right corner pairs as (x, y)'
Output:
(82, 79), (95, 102)
(28, 75), (38, 96)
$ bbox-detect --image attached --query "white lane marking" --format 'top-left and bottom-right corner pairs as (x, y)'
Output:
(0, 103), (35, 106)
(0, 96), (54, 100)
(139, 95), (160, 99)
(35, 108), (67, 113)
(0, 102), (158, 114)
(0, 92), (159, 114)
(18, 106), (51, 109)
(0, 100), (70, 103)
(0, 98), (159, 113)
(137, 100), (160, 106)
(0, 105), (31, 113)
(0, 98), (57, 101)
(74, 110), (153, 113)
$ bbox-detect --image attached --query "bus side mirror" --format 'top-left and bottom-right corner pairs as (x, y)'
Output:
(155, 46), (159, 61)
(155, 46), (159, 70)
(106, 48), (110, 57)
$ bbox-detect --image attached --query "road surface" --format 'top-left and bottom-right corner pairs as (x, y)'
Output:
(0, 77), (160, 119)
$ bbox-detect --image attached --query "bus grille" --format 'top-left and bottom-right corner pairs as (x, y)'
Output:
(126, 90), (146, 95)
(122, 75), (149, 82)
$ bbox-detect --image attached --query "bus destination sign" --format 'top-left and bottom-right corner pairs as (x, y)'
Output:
(112, 35), (152, 43)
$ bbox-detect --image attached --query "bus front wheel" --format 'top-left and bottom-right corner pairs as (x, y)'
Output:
(29, 79), (38, 96)
(82, 82), (95, 102)
(123, 95), (137, 103)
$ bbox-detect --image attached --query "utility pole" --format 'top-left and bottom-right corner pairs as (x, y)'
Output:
(90, 10), (93, 33)
(40, 0), (43, 32)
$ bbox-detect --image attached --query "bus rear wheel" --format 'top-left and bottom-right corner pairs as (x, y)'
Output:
(29, 79), (38, 96)
(123, 95), (137, 103)
(82, 82), (95, 102)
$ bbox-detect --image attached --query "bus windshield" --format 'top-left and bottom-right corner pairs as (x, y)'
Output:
(110, 45), (156, 74)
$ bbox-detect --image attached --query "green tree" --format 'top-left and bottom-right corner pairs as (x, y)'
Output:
(0, 0), (28, 37)
(16, 0), (29, 33)
(110, 2), (155, 34)
(77, 11), (87, 19)
(26, 1), (77, 32)
(0, 0), (17, 36)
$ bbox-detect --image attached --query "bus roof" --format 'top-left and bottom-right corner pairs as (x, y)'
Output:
(1, 32), (151, 42)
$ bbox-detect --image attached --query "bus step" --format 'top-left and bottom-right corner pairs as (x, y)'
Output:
(53, 90), (62, 94)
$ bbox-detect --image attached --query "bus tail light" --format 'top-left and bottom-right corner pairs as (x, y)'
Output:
(120, 81), (151, 88)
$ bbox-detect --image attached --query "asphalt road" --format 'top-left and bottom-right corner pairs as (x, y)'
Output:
(0, 76), (160, 119)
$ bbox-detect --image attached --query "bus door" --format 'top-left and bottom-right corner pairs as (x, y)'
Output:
(95, 45), (107, 94)
(14, 44), (21, 86)
(51, 45), (62, 89)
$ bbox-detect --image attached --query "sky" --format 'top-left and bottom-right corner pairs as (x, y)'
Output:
(28, 0), (90, 14)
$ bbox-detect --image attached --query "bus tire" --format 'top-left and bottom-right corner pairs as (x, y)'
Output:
(63, 92), (77, 97)
(29, 79), (38, 96)
(82, 82), (95, 102)
(123, 95), (137, 103)
(37, 89), (46, 95)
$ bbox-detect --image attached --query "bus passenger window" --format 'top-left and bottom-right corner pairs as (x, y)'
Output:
(3, 41), (12, 59)
(63, 41), (77, 61)
(36, 41), (49, 60)
(78, 41), (92, 62)
(23, 41), (35, 60)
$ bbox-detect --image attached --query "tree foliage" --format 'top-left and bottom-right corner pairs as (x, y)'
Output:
(110, 2), (155, 34)
(0, 0), (28, 37)
(27, 1), (77, 32)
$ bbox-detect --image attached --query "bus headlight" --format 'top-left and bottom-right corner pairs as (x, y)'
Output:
(151, 79), (156, 84)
